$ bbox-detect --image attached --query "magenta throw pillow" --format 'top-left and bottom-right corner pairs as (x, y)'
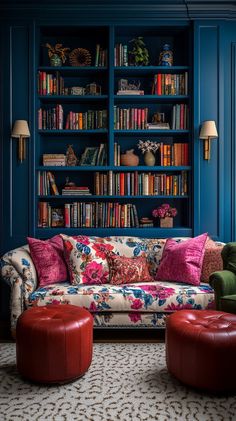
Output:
(156, 233), (208, 286)
(27, 235), (68, 287)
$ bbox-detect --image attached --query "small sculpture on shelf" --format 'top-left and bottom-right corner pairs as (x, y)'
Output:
(152, 203), (177, 228)
(85, 83), (101, 95)
(129, 37), (149, 66)
(64, 176), (76, 187)
(137, 139), (160, 166)
(66, 145), (78, 166)
(159, 44), (173, 67)
(44, 43), (70, 66)
(69, 48), (92, 66)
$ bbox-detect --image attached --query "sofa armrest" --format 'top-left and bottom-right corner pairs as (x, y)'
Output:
(209, 270), (236, 310)
(0, 245), (38, 335)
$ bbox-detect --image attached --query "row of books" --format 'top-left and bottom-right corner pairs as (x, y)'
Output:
(65, 110), (107, 130)
(94, 171), (188, 196)
(38, 71), (65, 96)
(114, 107), (148, 130)
(171, 104), (189, 130)
(95, 44), (108, 67)
(38, 107), (107, 130)
(114, 43), (128, 67)
(151, 73), (188, 96)
(38, 105), (63, 130)
(38, 201), (140, 228)
(38, 171), (59, 196)
(159, 143), (189, 166)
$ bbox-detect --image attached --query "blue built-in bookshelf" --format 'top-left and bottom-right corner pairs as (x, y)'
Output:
(36, 24), (192, 238)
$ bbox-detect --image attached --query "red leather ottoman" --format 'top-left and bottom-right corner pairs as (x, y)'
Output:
(166, 310), (236, 392)
(16, 304), (93, 384)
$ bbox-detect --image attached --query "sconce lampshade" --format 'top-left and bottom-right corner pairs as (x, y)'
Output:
(199, 120), (218, 160)
(11, 120), (30, 163)
(11, 120), (30, 138)
(199, 120), (218, 139)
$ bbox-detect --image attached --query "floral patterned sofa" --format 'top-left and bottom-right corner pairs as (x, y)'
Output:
(0, 236), (224, 336)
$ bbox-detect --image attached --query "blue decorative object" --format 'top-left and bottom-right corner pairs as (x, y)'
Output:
(159, 44), (173, 66)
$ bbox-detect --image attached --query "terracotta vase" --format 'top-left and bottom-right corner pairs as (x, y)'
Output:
(120, 149), (139, 166)
(160, 217), (173, 228)
(144, 151), (155, 166)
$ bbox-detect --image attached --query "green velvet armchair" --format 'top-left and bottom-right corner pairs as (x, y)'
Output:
(209, 242), (236, 313)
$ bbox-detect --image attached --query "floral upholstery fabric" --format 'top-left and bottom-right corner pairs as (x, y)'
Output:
(93, 312), (168, 328)
(0, 235), (220, 334)
(28, 281), (214, 314)
(0, 245), (37, 333)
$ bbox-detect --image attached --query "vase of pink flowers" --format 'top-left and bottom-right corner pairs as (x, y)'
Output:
(137, 139), (160, 166)
(152, 203), (177, 227)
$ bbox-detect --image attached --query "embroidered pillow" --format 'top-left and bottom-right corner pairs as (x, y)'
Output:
(201, 239), (224, 282)
(107, 254), (153, 285)
(27, 235), (68, 287)
(61, 235), (111, 285)
(156, 233), (208, 286)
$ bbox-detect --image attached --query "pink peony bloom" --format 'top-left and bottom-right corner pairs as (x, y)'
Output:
(131, 298), (143, 310)
(129, 313), (142, 323)
(82, 261), (108, 285)
(73, 235), (89, 245)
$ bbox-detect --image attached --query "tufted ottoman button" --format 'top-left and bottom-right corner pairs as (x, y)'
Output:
(16, 304), (93, 384)
(166, 310), (236, 392)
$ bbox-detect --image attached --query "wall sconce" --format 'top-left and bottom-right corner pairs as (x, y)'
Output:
(199, 120), (218, 160)
(11, 120), (30, 163)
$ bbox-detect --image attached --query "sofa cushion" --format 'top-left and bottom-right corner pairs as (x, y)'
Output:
(27, 236), (68, 287)
(107, 254), (153, 285)
(201, 239), (224, 282)
(28, 280), (214, 313)
(156, 233), (208, 286)
(61, 235), (148, 285)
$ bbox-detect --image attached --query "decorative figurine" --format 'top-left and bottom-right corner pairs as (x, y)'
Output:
(66, 145), (78, 166)
(159, 44), (173, 67)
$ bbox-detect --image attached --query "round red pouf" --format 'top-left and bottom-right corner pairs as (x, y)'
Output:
(166, 310), (236, 393)
(16, 305), (93, 384)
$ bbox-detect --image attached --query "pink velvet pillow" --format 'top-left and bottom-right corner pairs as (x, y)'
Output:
(107, 254), (153, 285)
(156, 233), (208, 286)
(27, 235), (68, 287)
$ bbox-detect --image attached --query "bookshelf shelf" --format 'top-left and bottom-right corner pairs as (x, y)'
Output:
(114, 95), (190, 102)
(114, 66), (189, 73)
(35, 227), (193, 239)
(36, 166), (191, 171)
(39, 95), (108, 102)
(37, 195), (189, 199)
(35, 24), (192, 236)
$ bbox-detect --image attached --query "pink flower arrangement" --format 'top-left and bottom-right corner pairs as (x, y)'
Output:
(152, 203), (177, 219)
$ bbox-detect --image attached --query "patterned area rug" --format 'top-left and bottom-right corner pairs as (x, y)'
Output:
(0, 343), (235, 421)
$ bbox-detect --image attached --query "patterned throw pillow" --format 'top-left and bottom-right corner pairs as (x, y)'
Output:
(156, 233), (208, 286)
(27, 236), (68, 287)
(201, 239), (224, 282)
(61, 235), (112, 285)
(107, 254), (153, 285)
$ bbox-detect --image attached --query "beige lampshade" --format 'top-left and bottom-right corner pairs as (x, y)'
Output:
(199, 121), (218, 139)
(12, 120), (30, 138)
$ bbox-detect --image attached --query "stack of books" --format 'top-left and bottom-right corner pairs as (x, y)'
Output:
(116, 90), (144, 95)
(62, 186), (91, 196)
(139, 217), (154, 228)
(43, 154), (66, 166)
